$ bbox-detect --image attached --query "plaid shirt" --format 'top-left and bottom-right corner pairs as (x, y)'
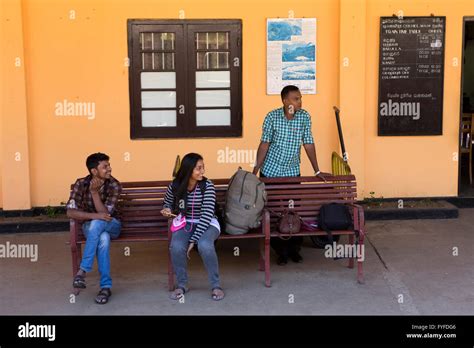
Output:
(66, 175), (122, 219)
(260, 107), (314, 177)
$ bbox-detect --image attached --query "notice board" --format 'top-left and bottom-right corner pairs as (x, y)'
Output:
(266, 18), (317, 94)
(378, 16), (446, 136)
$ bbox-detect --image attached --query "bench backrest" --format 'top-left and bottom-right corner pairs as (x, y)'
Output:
(259, 175), (357, 226)
(71, 175), (356, 234)
(118, 181), (170, 237)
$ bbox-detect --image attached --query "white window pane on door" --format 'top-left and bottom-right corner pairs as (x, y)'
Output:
(141, 72), (176, 89)
(196, 90), (230, 107)
(141, 91), (176, 108)
(196, 109), (230, 126)
(142, 110), (177, 127)
(196, 109), (231, 126)
(196, 71), (230, 88)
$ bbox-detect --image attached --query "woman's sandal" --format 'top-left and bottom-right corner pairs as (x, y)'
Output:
(211, 287), (225, 301)
(95, 288), (112, 304)
(72, 274), (86, 289)
(169, 286), (187, 300)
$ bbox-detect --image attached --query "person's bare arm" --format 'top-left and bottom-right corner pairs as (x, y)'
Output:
(303, 143), (330, 181)
(303, 143), (320, 173)
(252, 142), (270, 175)
(90, 177), (109, 214)
(67, 209), (111, 221)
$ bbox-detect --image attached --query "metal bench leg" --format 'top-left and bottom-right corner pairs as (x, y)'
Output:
(259, 239), (265, 271)
(167, 224), (175, 291)
(348, 234), (354, 269)
(264, 237), (271, 287)
(71, 244), (82, 277)
(357, 233), (365, 284)
(71, 244), (79, 277)
(77, 244), (82, 272)
(167, 247), (175, 291)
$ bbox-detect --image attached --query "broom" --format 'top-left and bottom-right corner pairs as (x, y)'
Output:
(331, 106), (352, 175)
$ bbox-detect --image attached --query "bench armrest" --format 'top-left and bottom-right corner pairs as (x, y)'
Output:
(262, 209), (271, 239)
(69, 219), (81, 250)
(347, 203), (365, 236)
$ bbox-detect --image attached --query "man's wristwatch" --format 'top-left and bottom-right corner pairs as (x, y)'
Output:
(314, 170), (321, 176)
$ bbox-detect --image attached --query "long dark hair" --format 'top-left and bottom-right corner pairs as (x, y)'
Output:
(172, 153), (204, 212)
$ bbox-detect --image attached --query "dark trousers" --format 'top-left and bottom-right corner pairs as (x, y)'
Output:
(260, 172), (304, 257)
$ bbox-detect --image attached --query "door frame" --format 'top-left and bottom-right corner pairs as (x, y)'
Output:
(458, 17), (474, 196)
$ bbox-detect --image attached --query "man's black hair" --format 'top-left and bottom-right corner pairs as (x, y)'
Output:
(86, 152), (110, 174)
(281, 85), (300, 100)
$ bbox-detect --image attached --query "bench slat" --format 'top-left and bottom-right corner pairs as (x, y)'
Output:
(121, 181), (171, 188)
(121, 216), (168, 222)
(120, 206), (163, 211)
(263, 182), (355, 189)
(119, 200), (164, 206)
(121, 188), (168, 193)
(267, 194), (356, 201)
(122, 222), (170, 228)
(120, 194), (166, 200)
(265, 188), (355, 195)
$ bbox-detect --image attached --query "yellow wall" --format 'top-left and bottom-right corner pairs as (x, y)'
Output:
(364, 0), (466, 198)
(1, 0), (472, 209)
(1, 0), (32, 210)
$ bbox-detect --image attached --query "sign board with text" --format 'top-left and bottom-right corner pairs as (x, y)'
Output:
(378, 16), (446, 136)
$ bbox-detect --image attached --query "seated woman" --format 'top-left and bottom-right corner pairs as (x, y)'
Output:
(161, 153), (224, 301)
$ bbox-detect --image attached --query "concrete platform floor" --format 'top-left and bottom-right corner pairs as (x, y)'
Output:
(1, 209), (473, 315)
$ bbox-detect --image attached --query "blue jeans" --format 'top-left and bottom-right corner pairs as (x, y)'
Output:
(169, 222), (221, 289)
(80, 218), (121, 289)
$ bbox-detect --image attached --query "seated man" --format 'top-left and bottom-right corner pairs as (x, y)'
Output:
(67, 152), (122, 304)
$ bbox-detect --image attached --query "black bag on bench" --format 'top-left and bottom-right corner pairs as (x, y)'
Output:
(319, 203), (353, 245)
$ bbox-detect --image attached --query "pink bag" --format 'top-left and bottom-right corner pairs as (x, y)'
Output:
(169, 186), (197, 233)
(170, 213), (186, 232)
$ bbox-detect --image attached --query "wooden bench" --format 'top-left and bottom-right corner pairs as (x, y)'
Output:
(68, 174), (365, 291)
(68, 179), (271, 290)
(260, 174), (365, 284)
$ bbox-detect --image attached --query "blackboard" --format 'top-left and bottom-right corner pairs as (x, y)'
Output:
(378, 16), (446, 136)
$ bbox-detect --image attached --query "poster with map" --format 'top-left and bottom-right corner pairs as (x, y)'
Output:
(267, 18), (317, 94)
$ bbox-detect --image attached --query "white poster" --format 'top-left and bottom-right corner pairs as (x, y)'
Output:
(266, 18), (317, 95)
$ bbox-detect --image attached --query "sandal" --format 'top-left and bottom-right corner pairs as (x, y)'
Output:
(95, 288), (112, 304)
(211, 287), (225, 301)
(169, 286), (187, 300)
(72, 274), (86, 289)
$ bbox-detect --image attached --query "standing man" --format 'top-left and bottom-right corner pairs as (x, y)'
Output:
(253, 85), (330, 265)
(67, 152), (122, 304)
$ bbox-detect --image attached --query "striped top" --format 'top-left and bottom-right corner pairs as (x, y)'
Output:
(163, 179), (218, 243)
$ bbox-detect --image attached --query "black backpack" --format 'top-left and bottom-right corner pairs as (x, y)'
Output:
(319, 203), (353, 245)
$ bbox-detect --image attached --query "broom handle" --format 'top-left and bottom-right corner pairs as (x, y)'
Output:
(333, 106), (347, 162)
